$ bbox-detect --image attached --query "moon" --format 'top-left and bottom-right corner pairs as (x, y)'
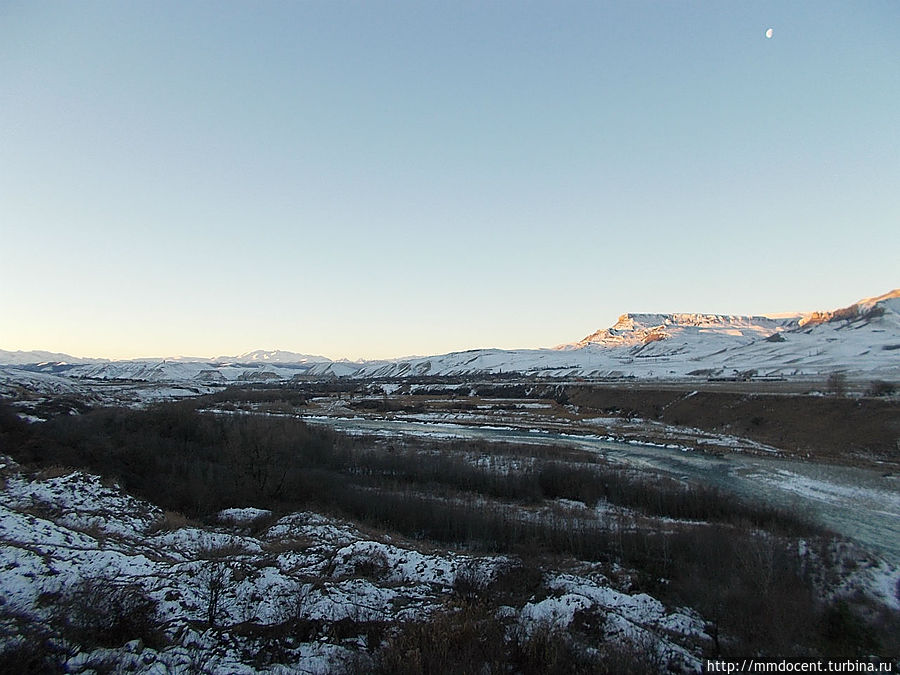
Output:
(765, 28), (774, 39)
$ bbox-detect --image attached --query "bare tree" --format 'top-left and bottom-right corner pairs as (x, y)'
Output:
(198, 560), (231, 628)
(826, 371), (848, 397)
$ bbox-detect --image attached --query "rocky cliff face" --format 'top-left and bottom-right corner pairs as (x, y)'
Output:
(573, 312), (795, 349)
(798, 289), (899, 328)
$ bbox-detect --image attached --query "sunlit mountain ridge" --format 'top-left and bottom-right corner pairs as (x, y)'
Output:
(3, 290), (898, 381)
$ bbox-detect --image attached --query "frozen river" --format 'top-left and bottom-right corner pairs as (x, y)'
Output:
(305, 416), (900, 564)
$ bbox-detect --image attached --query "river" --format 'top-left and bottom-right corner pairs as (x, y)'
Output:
(304, 416), (900, 564)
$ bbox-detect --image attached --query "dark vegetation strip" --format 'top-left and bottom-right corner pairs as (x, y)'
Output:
(191, 380), (900, 463)
(347, 441), (811, 532)
(2, 400), (810, 532)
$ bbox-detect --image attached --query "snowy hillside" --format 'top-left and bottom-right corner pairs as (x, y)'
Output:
(1, 356), (359, 385)
(569, 312), (797, 351)
(353, 290), (900, 379)
(2, 290), (898, 382)
(0, 349), (107, 366)
(216, 349), (333, 365)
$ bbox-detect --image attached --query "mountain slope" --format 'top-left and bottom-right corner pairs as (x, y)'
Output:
(353, 290), (900, 379)
(216, 349), (333, 364)
(570, 312), (796, 351)
(3, 291), (897, 381)
(0, 349), (107, 366)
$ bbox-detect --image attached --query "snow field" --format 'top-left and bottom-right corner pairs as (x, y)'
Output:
(0, 455), (716, 672)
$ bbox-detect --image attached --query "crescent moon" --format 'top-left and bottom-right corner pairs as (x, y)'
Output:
(765, 28), (774, 38)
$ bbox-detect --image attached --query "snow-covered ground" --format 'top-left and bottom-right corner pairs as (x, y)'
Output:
(0, 455), (715, 673)
(0, 366), (221, 408)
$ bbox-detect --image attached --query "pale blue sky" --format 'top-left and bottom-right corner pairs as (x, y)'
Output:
(2, 1), (898, 359)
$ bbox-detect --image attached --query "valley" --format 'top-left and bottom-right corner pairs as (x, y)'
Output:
(1, 375), (898, 672)
(1, 290), (898, 672)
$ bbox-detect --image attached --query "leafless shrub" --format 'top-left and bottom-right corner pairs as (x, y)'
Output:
(373, 603), (506, 675)
(350, 548), (391, 581)
(150, 509), (193, 532)
(0, 606), (66, 674)
(198, 540), (248, 560)
(509, 622), (594, 674)
(99, 473), (123, 489)
(197, 560), (232, 628)
(262, 536), (313, 555)
(827, 371), (848, 397)
(51, 574), (165, 651)
(452, 562), (488, 603)
(867, 379), (895, 397)
(488, 560), (545, 605)
(36, 464), (74, 480)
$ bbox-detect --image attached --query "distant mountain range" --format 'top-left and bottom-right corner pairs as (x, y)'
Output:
(3, 290), (898, 382)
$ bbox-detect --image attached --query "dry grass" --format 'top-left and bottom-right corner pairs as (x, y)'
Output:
(35, 464), (75, 480)
(149, 509), (194, 533)
(261, 536), (314, 556)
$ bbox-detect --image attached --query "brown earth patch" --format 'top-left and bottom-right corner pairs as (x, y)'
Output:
(565, 386), (899, 466)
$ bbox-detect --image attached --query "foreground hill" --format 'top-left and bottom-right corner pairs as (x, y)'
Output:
(0, 453), (720, 672)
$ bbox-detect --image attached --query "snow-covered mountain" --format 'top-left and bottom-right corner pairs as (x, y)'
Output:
(567, 312), (796, 351)
(0, 349), (350, 385)
(2, 290), (898, 382)
(216, 349), (333, 365)
(352, 290), (900, 380)
(0, 349), (107, 366)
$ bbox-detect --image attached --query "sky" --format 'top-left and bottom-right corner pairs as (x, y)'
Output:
(1, 1), (898, 360)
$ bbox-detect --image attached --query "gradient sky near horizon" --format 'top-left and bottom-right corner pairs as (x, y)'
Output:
(2, 1), (898, 360)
